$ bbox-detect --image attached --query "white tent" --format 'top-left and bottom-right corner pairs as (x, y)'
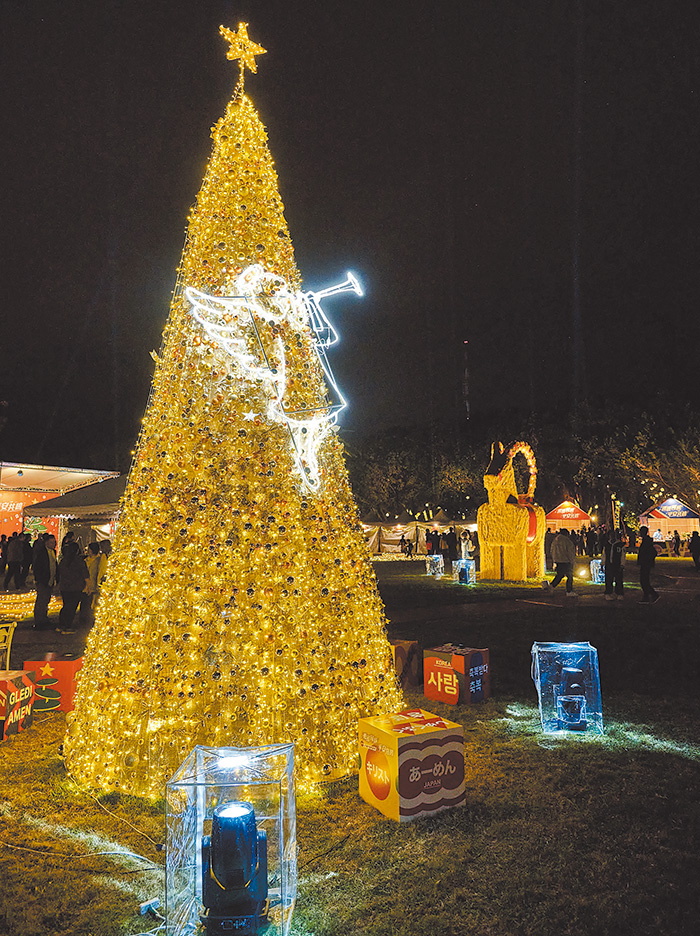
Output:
(361, 518), (477, 556)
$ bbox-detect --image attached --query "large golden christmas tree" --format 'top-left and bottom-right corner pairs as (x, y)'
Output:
(65, 24), (403, 797)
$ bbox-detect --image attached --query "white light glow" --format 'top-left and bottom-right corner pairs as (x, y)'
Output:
(217, 802), (252, 819)
(185, 265), (361, 491)
(216, 754), (250, 770)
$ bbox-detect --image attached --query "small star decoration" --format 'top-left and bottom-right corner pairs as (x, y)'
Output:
(219, 23), (266, 76)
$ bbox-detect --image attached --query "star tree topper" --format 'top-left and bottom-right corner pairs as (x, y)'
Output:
(219, 22), (266, 89)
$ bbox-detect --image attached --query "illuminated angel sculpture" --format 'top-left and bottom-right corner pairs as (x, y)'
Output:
(185, 264), (362, 491)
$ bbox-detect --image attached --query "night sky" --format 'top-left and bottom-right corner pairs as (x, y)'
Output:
(2, 1), (698, 472)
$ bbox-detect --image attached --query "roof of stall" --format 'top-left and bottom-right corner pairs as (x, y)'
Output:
(640, 497), (699, 520)
(545, 501), (592, 523)
(23, 474), (127, 521)
(0, 461), (118, 494)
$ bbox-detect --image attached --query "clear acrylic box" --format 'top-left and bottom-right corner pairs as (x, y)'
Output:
(531, 641), (604, 735)
(166, 743), (296, 936)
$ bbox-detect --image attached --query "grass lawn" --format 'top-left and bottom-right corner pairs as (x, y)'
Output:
(1, 558), (699, 935)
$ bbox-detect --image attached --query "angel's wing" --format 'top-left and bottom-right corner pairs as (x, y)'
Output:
(184, 285), (281, 387)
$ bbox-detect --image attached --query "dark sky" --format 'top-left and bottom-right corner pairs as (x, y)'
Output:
(2, 0), (698, 471)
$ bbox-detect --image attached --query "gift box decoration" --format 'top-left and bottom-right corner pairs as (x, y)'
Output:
(359, 708), (465, 821)
(425, 555), (444, 577)
(531, 641), (603, 735)
(423, 645), (490, 705)
(452, 559), (477, 584)
(389, 640), (422, 688)
(23, 658), (84, 713)
(0, 670), (36, 740)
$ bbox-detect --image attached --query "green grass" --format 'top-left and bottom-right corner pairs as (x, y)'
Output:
(1, 558), (699, 935)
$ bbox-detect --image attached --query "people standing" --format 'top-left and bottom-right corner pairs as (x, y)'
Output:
(544, 528), (576, 596)
(0, 534), (7, 577)
(470, 529), (480, 572)
(98, 540), (112, 589)
(80, 541), (102, 626)
(32, 533), (57, 629)
(544, 528), (555, 571)
(57, 541), (89, 633)
(689, 531), (700, 571)
(18, 532), (33, 589)
(585, 527), (596, 557)
(445, 526), (458, 561)
(595, 524), (607, 558)
(637, 525), (660, 603)
(672, 530), (681, 557)
(603, 528), (626, 600)
(3, 532), (24, 590)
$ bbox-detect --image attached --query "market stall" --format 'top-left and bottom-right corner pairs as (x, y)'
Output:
(544, 500), (593, 532)
(0, 462), (119, 539)
(22, 473), (126, 544)
(639, 497), (700, 540)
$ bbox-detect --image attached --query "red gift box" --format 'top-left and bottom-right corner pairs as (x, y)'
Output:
(0, 670), (36, 740)
(423, 645), (490, 705)
(23, 658), (84, 713)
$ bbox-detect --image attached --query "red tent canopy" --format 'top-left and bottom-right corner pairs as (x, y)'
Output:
(545, 501), (592, 530)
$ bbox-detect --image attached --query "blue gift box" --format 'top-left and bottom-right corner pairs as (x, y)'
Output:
(531, 641), (603, 735)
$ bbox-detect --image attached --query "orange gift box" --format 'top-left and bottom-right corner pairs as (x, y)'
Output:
(358, 707), (465, 821)
(423, 645), (490, 705)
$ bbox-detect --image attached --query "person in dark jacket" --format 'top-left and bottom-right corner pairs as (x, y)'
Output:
(603, 528), (626, 600)
(689, 531), (700, 571)
(32, 534), (57, 629)
(3, 532), (24, 590)
(637, 525), (660, 603)
(445, 526), (459, 562)
(57, 540), (89, 632)
(19, 533), (33, 589)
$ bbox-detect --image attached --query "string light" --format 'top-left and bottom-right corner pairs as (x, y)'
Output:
(64, 26), (402, 797)
(0, 592), (60, 621)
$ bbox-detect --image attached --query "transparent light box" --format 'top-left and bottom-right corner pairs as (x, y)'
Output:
(425, 554), (444, 577)
(531, 641), (603, 735)
(453, 558), (477, 584)
(166, 743), (296, 936)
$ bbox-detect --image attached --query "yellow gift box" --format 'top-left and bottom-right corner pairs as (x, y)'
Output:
(358, 708), (465, 821)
